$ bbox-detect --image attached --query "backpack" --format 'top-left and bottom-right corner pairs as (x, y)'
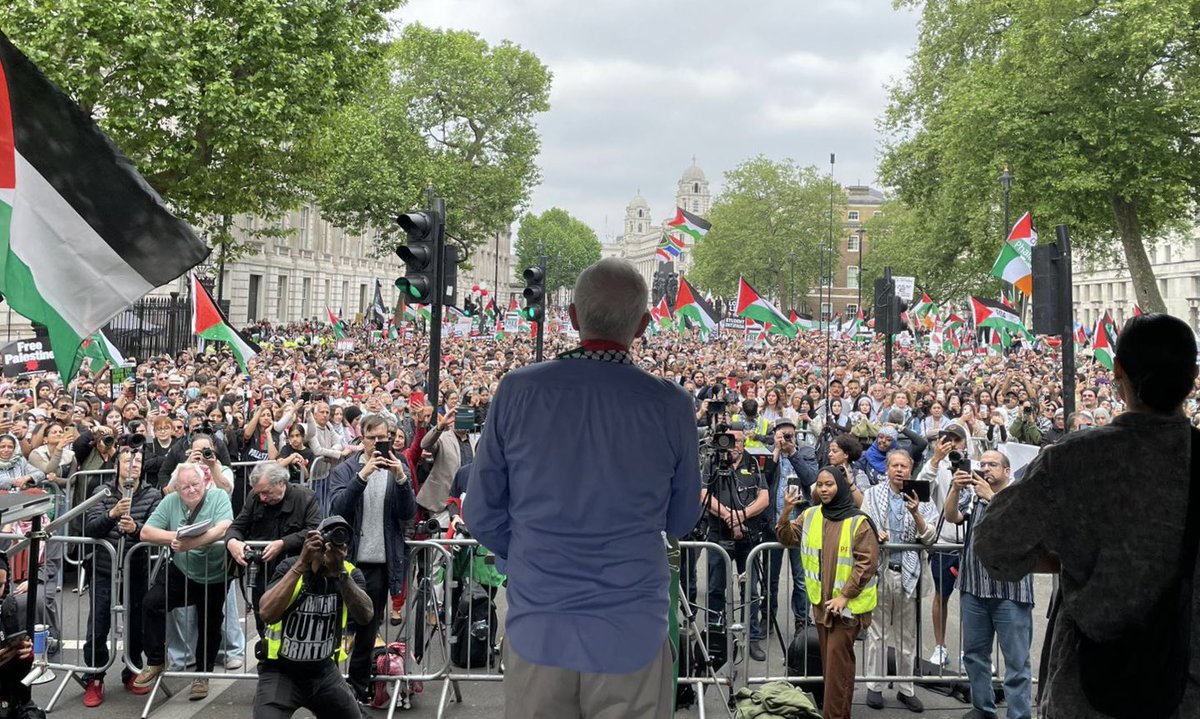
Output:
(450, 579), (497, 669)
(369, 641), (419, 710)
(1076, 427), (1200, 719)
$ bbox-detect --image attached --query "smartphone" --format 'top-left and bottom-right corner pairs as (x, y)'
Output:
(299, 391), (312, 403)
(901, 479), (932, 503)
(3, 630), (27, 646)
(409, 391), (425, 407)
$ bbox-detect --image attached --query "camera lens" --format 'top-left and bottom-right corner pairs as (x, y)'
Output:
(101, 435), (115, 446)
(948, 450), (964, 464)
(201, 447), (214, 460)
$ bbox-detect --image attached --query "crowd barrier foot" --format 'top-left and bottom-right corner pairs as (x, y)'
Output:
(139, 673), (173, 719)
(43, 669), (77, 713)
(434, 677), (464, 719)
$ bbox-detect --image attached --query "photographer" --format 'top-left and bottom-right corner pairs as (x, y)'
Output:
(916, 423), (971, 667)
(700, 436), (768, 653)
(255, 519), (372, 719)
(226, 462), (320, 635)
(156, 418), (232, 488)
(80, 447), (162, 706)
(0, 574), (36, 715)
(327, 415), (416, 701)
(1008, 401), (1043, 445)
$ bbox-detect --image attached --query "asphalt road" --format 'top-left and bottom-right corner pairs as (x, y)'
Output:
(29, 561), (1055, 718)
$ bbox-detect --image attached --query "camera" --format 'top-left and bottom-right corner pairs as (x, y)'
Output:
(948, 450), (972, 475)
(242, 546), (264, 564)
(201, 447), (215, 460)
(321, 524), (351, 546)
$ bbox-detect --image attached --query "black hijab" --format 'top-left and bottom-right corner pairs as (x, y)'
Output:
(817, 465), (877, 532)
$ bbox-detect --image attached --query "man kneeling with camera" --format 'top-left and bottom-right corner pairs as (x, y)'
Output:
(254, 516), (373, 719)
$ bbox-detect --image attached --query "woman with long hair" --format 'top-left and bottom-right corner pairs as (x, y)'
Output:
(777, 465), (879, 719)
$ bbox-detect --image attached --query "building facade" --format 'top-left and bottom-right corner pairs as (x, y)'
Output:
(604, 160), (713, 290)
(1072, 223), (1200, 332)
(149, 202), (515, 326)
(804, 185), (885, 321)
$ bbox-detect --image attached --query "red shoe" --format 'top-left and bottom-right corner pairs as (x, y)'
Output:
(83, 679), (104, 707)
(125, 675), (149, 696)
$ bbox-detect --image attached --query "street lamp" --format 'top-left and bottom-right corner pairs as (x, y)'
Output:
(788, 250), (797, 312)
(854, 227), (866, 316)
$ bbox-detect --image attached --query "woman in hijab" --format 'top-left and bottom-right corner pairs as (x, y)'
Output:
(777, 465), (880, 719)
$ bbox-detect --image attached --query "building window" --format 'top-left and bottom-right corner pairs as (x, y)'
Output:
(247, 274), (262, 323)
(298, 206), (310, 249)
(846, 303), (859, 317)
(637, 223), (643, 233)
(847, 234), (860, 252)
(692, 200), (699, 212)
(341, 281), (349, 312)
(847, 210), (860, 221)
(873, 211), (883, 217)
(846, 265), (859, 289)
(301, 277), (312, 319)
(324, 279), (331, 310)
(820, 303), (832, 322)
(276, 275), (288, 321)
(359, 284), (368, 313)
(693, 182), (699, 193)
(637, 209), (643, 218)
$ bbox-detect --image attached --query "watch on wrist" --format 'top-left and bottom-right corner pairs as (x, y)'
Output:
(338, 569), (350, 582)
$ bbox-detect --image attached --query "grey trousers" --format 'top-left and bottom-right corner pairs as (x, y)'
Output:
(504, 638), (675, 719)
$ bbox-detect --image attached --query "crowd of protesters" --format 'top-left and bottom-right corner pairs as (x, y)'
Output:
(0, 308), (1191, 715)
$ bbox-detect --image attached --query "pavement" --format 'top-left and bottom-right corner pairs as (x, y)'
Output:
(29, 565), (1055, 718)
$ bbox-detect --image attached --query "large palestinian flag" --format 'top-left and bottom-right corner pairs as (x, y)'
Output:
(989, 212), (1036, 296)
(0, 33), (209, 382)
(971, 296), (1031, 340)
(76, 328), (129, 374)
(736, 278), (796, 337)
(673, 277), (719, 337)
(666, 207), (712, 240)
(192, 273), (259, 371)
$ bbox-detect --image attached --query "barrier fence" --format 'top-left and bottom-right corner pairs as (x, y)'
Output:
(6, 473), (1046, 716)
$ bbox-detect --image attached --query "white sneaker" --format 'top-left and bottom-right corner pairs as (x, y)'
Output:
(224, 657), (243, 670)
(930, 645), (949, 666)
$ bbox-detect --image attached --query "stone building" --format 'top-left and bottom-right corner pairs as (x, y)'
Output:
(804, 185), (885, 321)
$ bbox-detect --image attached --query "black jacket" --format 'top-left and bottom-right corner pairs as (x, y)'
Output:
(156, 433), (232, 488)
(84, 479), (163, 568)
(329, 455), (417, 595)
(225, 483), (320, 555)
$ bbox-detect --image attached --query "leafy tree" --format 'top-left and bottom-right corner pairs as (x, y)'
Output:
(690, 156), (842, 307)
(312, 24), (552, 264)
(513, 208), (602, 292)
(0, 0), (401, 262)
(881, 0), (1200, 312)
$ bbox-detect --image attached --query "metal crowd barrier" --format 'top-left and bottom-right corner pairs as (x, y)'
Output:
(60, 470), (117, 593)
(677, 540), (739, 719)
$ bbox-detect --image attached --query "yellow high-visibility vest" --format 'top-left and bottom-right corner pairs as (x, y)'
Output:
(798, 506), (877, 615)
(731, 414), (770, 449)
(263, 560), (355, 662)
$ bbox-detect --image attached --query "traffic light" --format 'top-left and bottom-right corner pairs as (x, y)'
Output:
(442, 245), (459, 307)
(889, 297), (909, 335)
(873, 277), (893, 335)
(521, 265), (545, 322)
(395, 210), (439, 304)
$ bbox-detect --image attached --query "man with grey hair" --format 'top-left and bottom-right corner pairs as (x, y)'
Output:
(467, 257), (702, 718)
(226, 461), (321, 633)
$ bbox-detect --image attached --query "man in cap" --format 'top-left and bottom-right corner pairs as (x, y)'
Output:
(917, 421), (971, 666)
(254, 516), (373, 719)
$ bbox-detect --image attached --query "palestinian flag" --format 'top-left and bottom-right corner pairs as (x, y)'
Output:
(387, 320), (398, 341)
(0, 33), (209, 382)
(912, 293), (936, 318)
(944, 314), (965, 333)
(326, 307), (346, 339)
(673, 277), (719, 338)
(845, 307), (866, 340)
(666, 207), (711, 240)
(971, 296), (1030, 340)
(941, 329), (961, 354)
(650, 296), (673, 329)
(485, 298), (497, 321)
(1073, 322), (1088, 346)
(988, 328), (1008, 353)
(736, 277), (796, 337)
(76, 328), (129, 373)
(1093, 310), (1117, 370)
(790, 310), (818, 332)
(192, 273), (259, 371)
(989, 211), (1036, 296)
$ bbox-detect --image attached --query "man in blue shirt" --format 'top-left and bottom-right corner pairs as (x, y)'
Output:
(466, 258), (702, 719)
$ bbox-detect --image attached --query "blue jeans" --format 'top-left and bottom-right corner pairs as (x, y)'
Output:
(961, 592), (1033, 719)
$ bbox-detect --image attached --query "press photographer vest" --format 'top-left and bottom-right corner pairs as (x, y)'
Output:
(799, 506), (877, 614)
(263, 560), (355, 663)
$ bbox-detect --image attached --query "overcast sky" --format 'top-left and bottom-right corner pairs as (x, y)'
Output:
(394, 0), (920, 242)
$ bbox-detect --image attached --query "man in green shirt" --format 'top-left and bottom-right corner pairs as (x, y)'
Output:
(134, 463), (234, 701)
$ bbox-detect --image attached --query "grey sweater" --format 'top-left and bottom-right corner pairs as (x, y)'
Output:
(976, 411), (1199, 718)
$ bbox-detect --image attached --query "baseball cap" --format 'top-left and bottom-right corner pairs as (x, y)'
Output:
(939, 423), (969, 442)
(318, 515), (353, 543)
(772, 417), (797, 433)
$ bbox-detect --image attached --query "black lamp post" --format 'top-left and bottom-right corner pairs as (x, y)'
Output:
(999, 164), (1015, 309)
(788, 250), (797, 312)
(855, 227), (865, 315)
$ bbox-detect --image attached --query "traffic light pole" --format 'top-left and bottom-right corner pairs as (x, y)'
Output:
(428, 197), (446, 409)
(535, 252), (546, 363)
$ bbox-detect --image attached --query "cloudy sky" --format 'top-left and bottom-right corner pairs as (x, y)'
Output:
(394, 0), (920, 242)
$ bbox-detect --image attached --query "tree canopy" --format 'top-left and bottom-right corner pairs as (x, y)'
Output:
(880, 0), (1200, 312)
(513, 208), (602, 292)
(690, 156), (842, 308)
(312, 24), (552, 264)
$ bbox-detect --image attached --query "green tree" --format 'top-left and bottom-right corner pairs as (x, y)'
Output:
(0, 0), (401, 262)
(881, 0), (1200, 312)
(513, 208), (602, 292)
(312, 24), (552, 264)
(690, 156), (842, 308)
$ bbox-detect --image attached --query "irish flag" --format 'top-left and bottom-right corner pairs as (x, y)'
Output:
(192, 273), (259, 371)
(1093, 310), (1117, 370)
(666, 207), (712, 240)
(674, 277), (719, 337)
(0, 33), (209, 382)
(736, 278), (796, 337)
(989, 212), (1036, 296)
(971, 296), (1030, 340)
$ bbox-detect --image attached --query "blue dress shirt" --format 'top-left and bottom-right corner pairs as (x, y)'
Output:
(465, 352), (703, 674)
